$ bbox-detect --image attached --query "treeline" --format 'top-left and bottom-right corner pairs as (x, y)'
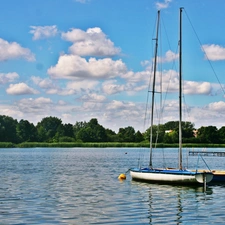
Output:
(0, 115), (225, 144)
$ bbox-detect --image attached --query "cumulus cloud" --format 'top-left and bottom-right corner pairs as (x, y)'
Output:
(208, 101), (225, 111)
(157, 50), (179, 63)
(67, 80), (99, 92)
(106, 100), (135, 111)
(148, 69), (213, 95)
(31, 76), (54, 89)
(45, 79), (99, 96)
(61, 27), (121, 56)
(122, 70), (150, 83)
(6, 83), (39, 95)
(15, 97), (54, 118)
(202, 44), (225, 61)
(30, 25), (58, 40)
(0, 38), (35, 61)
(0, 72), (19, 84)
(17, 97), (52, 109)
(184, 81), (212, 95)
(156, 0), (172, 10)
(80, 93), (107, 102)
(47, 54), (127, 79)
(102, 80), (126, 95)
(141, 50), (178, 71)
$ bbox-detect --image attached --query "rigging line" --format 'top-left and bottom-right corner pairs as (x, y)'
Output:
(154, 19), (162, 149)
(160, 15), (179, 116)
(138, 12), (160, 169)
(143, 11), (160, 132)
(161, 45), (179, 115)
(183, 8), (225, 95)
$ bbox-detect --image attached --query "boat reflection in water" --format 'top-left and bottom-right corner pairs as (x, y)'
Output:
(131, 181), (213, 224)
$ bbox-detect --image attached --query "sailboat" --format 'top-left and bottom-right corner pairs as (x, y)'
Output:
(130, 8), (213, 185)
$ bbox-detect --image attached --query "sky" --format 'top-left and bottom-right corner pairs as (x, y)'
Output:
(0, 0), (225, 132)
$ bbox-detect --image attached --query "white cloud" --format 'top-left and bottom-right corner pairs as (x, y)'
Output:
(122, 70), (150, 83)
(184, 81), (212, 95)
(31, 76), (54, 89)
(208, 101), (225, 111)
(202, 44), (225, 61)
(102, 80), (126, 95)
(66, 80), (99, 91)
(0, 72), (19, 84)
(0, 38), (35, 61)
(157, 50), (179, 63)
(47, 54), (127, 79)
(15, 97), (55, 121)
(6, 83), (39, 95)
(106, 100), (136, 113)
(156, 0), (172, 10)
(30, 25), (58, 40)
(80, 93), (106, 102)
(153, 70), (213, 95)
(17, 97), (53, 111)
(46, 79), (99, 96)
(61, 27), (121, 56)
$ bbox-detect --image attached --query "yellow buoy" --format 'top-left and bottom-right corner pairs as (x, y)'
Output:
(118, 173), (126, 180)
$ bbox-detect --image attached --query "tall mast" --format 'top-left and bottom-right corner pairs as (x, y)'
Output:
(179, 7), (183, 170)
(149, 10), (160, 168)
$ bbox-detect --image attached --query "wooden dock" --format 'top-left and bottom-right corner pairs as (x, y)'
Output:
(189, 151), (225, 157)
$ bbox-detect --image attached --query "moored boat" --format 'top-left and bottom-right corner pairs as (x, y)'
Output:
(130, 8), (213, 186)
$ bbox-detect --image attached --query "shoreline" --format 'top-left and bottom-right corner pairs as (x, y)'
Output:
(1, 142), (225, 148)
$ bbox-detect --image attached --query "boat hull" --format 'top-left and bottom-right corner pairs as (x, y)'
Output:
(130, 168), (213, 185)
(193, 170), (225, 183)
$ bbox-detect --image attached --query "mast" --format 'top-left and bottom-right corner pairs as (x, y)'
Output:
(149, 10), (160, 168)
(179, 7), (183, 170)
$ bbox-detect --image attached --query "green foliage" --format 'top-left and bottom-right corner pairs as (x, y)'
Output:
(218, 126), (225, 143)
(36, 116), (63, 142)
(197, 126), (219, 143)
(0, 114), (224, 146)
(0, 142), (15, 148)
(16, 119), (38, 142)
(144, 124), (165, 143)
(117, 126), (136, 142)
(76, 118), (107, 142)
(0, 115), (18, 143)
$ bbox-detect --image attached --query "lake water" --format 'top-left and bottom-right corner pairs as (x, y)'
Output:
(0, 147), (225, 224)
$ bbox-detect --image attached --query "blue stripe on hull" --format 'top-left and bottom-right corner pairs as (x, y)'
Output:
(130, 168), (199, 176)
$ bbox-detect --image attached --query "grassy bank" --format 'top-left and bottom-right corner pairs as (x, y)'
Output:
(1, 142), (225, 148)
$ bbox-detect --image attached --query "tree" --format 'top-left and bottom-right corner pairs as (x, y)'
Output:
(16, 119), (38, 142)
(117, 126), (135, 142)
(143, 124), (165, 143)
(64, 123), (74, 138)
(197, 126), (219, 143)
(163, 121), (195, 143)
(135, 130), (144, 142)
(105, 128), (117, 142)
(73, 121), (87, 139)
(218, 126), (225, 144)
(36, 116), (62, 142)
(76, 118), (107, 142)
(0, 115), (18, 143)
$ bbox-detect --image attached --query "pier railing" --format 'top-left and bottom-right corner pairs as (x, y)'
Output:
(189, 150), (225, 157)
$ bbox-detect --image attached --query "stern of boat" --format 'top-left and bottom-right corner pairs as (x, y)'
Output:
(195, 172), (213, 183)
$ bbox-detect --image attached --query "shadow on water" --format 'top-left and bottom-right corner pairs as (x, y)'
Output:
(130, 180), (213, 224)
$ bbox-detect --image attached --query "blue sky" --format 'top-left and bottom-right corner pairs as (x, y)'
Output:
(0, 0), (225, 132)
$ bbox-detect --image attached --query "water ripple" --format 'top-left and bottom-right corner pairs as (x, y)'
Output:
(0, 148), (225, 224)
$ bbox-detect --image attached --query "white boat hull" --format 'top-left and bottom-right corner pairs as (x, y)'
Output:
(130, 168), (213, 184)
